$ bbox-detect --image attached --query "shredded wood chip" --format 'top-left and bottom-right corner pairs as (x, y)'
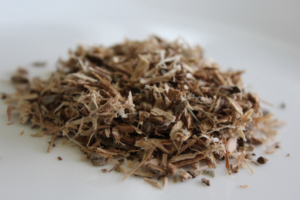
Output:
(240, 185), (249, 188)
(1, 36), (283, 189)
(162, 176), (168, 188)
(179, 170), (192, 182)
(201, 178), (210, 186)
(6, 105), (15, 122)
(144, 178), (162, 189)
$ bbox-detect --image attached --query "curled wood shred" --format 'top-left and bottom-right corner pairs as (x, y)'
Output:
(1, 36), (283, 188)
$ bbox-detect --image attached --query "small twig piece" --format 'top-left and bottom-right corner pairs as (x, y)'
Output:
(47, 133), (58, 153)
(201, 178), (210, 186)
(186, 107), (201, 125)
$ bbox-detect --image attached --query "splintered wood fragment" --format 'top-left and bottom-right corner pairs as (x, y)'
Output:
(225, 97), (243, 115)
(144, 178), (162, 189)
(192, 135), (206, 146)
(129, 56), (149, 83)
(140, 76), (171, 85)
(240, 185), (249, 188)
(161, 153), (168, 169)
(7, 122), (14, 125)
(122, 147), (155, 180)
(173, 176), (177, 184)
(150, 108), (176, 125)
(47, 133), (58, 153)
(173, 101), (188, 121)
(179, 170), (192, 182)
(186, 107), (201, 125)
(6, 105), (15, 122)
(168, 163), (178, 176)
(57, 156), (62, 161)
(237, 127), (247, 142)
(225, 150), (231, 175)
(92, 72), (125, 103)
(244, 160), (255, 174)
(133, 171), (155, 178)
(162, 176), (168, 188)
(20, 130), (24, 135)
(177, 139), (196, 154)
(201, 178), (210, 186)
(173, 154), (205, 168)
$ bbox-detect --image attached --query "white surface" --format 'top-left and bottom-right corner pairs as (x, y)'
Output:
(0, 1), (299, 200)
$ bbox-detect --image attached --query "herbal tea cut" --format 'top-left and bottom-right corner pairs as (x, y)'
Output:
(3, 36), (283, 189)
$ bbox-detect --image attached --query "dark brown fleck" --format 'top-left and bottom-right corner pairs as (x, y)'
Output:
(257, 156), (268, 164)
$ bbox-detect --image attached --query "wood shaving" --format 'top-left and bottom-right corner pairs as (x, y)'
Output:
(6, 105), (15, 122)
(240, 185), (249, 188)
(173, 176), (177, 184)
(201, 178), (210, 186)
(2, 36), (283, 188)
(179, 169), (193, 182)
(144, 178), (162, 189)
(162, 176), (168, 188)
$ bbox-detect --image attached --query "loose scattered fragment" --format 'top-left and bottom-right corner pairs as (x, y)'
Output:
(162, 176), (168, 188)
(287, 154), (290, 157)
(2, 36), (283, 188)
(58, 156), (62, 161)
(240, 185), (249, 188)
(202, 170), (215, 178)
(20, 130), (24, 136)
(6, 105), (15, 122)
(201, 178), (210, 186)
(257, 156), (268, 164)
(144, 178), (162, 189)
(173, 176), (177, 184)
(32, 61), (46, 67)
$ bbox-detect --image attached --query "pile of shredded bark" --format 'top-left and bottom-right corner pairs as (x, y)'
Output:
(3, 36), (283, 189)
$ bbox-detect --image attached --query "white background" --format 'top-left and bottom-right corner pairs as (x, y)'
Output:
(0, 1), (299, 200)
